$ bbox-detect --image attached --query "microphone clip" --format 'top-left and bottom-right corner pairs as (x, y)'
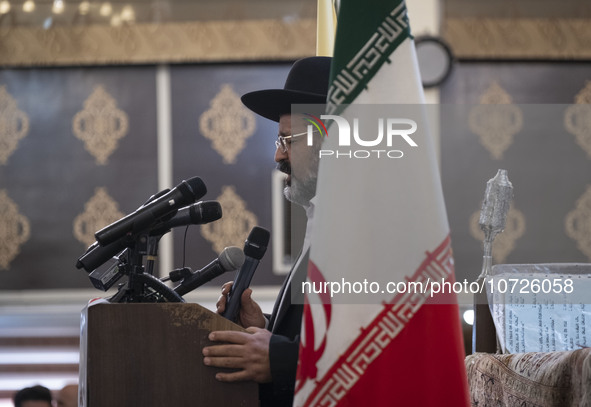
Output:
(168, 267), (193, 283)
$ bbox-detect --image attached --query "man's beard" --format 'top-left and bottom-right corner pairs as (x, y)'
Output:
(277, 159), (317, 207)
(284, 175), (317, 207)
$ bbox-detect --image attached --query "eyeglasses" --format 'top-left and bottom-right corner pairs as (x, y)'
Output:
(275, 131), (308, 153)
(275, 130), (313, 153)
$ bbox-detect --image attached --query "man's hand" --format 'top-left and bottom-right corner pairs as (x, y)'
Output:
(216, 282), (266, 329)
(203, 327), (272, 383)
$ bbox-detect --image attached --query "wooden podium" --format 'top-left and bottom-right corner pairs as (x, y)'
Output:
(80, 303), (259, 406)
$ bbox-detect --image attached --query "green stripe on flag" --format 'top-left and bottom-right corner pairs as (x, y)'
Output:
(327, 0), (412, 114)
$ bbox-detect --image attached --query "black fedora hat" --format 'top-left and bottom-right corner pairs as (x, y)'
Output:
(241, 56), (331, 122)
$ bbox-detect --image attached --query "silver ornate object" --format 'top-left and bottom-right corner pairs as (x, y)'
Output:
(477, 169), (513, 278)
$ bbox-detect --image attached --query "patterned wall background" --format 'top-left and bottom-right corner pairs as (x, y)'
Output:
(2, 61), (590, 291)
(440, 62), (591, 284)
(0, 63), (295, 291)
(0, 66), (159, 289)
(170, 63), (291, 287)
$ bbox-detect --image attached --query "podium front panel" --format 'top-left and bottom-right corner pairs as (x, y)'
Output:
(81, 303), (258, 406)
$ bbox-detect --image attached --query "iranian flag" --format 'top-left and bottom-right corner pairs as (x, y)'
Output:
(293, 1), (470, 406)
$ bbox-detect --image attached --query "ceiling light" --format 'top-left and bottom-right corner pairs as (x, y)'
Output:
(52, 0), (64, 14)
(120, 5), (134, 22)
(78, 1), (90, 15)
(0, 1), (10, 15)
(463, 309), (474, 326)
(22, 0), (35, 13)
(99, 2), (112, 17)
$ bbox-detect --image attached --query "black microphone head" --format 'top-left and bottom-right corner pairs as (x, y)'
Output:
(184, 176), (207, 201)
(94, 177), (206, 247)
(191, 201), (222, 224)
(76, 239), (130, 272)
(243, 227), (270, 260)
(76, 241), (99, 269)
(219, 246), (245, 271)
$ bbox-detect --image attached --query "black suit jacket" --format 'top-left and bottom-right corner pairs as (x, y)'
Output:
(259, 249), (309, 406)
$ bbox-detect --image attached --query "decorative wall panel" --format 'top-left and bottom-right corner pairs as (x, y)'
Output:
(564, 81), (591, 159)
(0, 189), (30, 270)
(0, 85), (29, 165)
(468, 82), (523, 160)
(565, 186), (591, 261)
(0, 66), (158, 289)
(0, 62), (298, 291)
(170, 63), (292, 287)
(73, 85), (129, 165)
(440, 63), (591, 283)
(200, 185), (259, 254)
(199, 84), (256, 164)
(72, 187), (125, 248)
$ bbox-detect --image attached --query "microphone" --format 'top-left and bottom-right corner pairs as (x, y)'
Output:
(149, 201), (222, 236)
(95, 176), (207, 246)
(76, 188), (186, 272)
(222, 226), (270, 322)
(174, 246), (245, 297)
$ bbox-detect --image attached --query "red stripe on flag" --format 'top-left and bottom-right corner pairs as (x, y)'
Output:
(300, 235), (470, 406)
(296, 260), (334, 393)
(316, 304), (469, 406)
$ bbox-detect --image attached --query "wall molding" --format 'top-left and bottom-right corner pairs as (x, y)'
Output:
(2, 17), (590, 66)
(0, 18), (316, 67)
(444, 18), (591, 60)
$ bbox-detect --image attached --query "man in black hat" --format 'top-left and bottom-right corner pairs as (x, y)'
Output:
(202, 56), (331, 406)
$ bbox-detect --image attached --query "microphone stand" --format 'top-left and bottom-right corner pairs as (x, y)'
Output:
(108, 232), (184, 303)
